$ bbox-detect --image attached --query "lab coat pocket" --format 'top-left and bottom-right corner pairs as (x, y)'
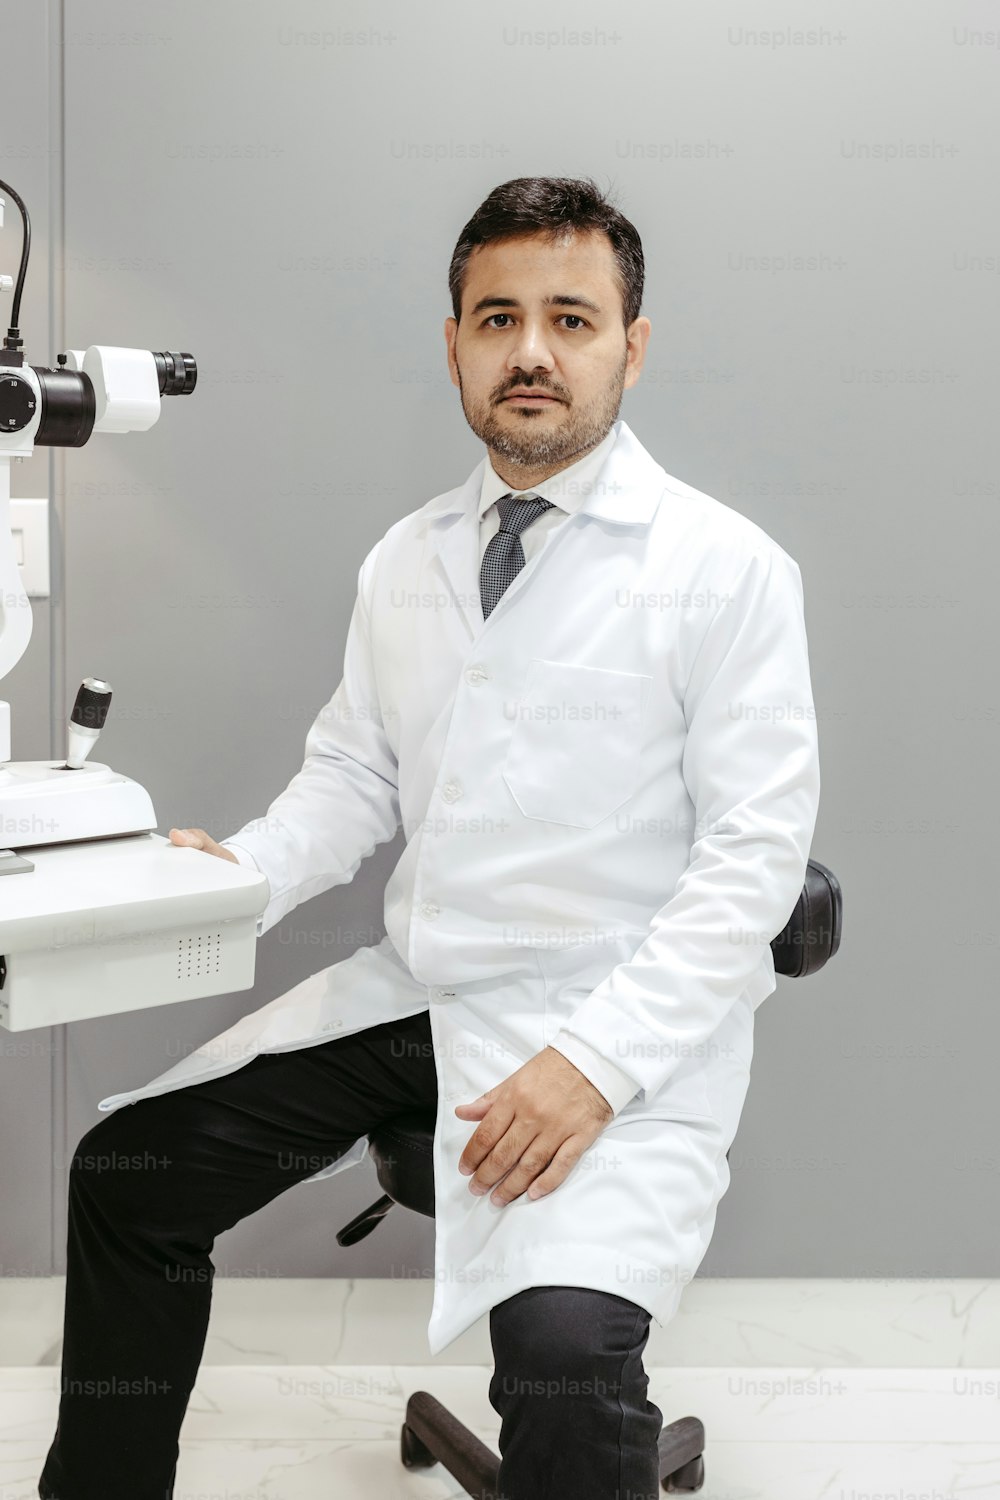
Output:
(502, 659), (651, 829)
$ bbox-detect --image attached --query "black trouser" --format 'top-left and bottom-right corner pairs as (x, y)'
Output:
(38, 1007), (662, 1500)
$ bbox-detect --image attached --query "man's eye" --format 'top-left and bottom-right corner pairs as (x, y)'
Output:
(483, 314), (589, 329)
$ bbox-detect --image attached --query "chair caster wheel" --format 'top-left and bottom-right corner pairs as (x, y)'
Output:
(663, 1452), (705, 1492)
(400, 1420), (436, 1469)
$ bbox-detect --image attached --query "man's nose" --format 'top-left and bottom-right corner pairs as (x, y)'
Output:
(507, 322), (556, 368)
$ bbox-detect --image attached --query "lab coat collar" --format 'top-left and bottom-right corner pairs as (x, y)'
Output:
(420, 418), (664, 528)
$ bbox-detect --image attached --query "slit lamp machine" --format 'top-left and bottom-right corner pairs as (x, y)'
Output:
(0, 178), (269, 1031)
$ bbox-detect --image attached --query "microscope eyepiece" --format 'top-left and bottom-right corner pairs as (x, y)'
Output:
(152, 351), (197, 396)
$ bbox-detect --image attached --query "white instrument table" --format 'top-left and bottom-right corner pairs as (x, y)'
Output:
(0, 832), (269, 1030)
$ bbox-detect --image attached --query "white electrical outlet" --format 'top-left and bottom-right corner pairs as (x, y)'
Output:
(9, 498), (50, 597)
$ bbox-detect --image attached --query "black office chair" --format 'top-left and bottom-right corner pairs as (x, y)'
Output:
(336, 858), (842, 1495)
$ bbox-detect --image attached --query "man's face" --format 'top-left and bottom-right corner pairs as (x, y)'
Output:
(445, 229), (650, 482)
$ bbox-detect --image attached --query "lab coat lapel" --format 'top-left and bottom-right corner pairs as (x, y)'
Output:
(424, 501), (484, 646)
(422, 467), (553, 645)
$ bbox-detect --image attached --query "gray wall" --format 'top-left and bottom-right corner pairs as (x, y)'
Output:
(1, 0), (995, 1284)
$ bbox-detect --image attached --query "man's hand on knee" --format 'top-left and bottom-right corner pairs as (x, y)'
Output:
(454, 1048), (613, 1207)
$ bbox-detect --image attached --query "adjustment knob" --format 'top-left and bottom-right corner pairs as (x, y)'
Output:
(65, 677), (113, 770)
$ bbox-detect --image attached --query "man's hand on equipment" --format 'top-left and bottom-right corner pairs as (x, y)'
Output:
(167, 828), (238, 862)
(454, 1047), (614, 1207)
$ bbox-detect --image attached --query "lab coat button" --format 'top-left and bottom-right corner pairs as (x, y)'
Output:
(441, 780), (462, 802)
(465, 665), (488, 683)
(419, 901), (440, 919)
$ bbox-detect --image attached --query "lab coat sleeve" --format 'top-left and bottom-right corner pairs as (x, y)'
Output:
(551, 544), (821, 1103)
(220, 841), (261, 872)
(547, 1032), (642, 1117)
(218, 539), (401, 938)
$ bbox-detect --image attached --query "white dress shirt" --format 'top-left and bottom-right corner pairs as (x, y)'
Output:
(225, 421), (640, 1114)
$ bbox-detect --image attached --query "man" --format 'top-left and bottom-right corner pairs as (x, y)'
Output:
(40, 176), (820, 1500)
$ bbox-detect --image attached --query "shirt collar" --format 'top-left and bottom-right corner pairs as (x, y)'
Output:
(477, 420), (621, 522)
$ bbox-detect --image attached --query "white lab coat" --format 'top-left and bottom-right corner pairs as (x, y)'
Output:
(98, 419), (820, 1356)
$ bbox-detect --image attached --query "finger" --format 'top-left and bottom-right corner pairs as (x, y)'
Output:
(466, 1137), (518, 1191)
(523, 1138), (586, 1201)
(455, 1086), (499, 1118)
(486, 1135), (555, 1206)
(458, 1102), (514, 1178)
(465, 1121), (528, 1195)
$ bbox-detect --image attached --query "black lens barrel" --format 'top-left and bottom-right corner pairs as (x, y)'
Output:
(35, 367), (96, 447)
(152, 351), (197, 396)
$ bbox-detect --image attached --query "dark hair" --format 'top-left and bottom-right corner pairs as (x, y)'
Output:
(448, 176), (644, 333)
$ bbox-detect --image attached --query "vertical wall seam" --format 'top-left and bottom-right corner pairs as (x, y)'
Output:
(48, 0), (68, 1278)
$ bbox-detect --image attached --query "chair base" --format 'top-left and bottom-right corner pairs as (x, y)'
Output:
(399, 1388), (706, 1495)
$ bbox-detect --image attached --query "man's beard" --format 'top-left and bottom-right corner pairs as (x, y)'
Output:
(456, 349), (628, 472)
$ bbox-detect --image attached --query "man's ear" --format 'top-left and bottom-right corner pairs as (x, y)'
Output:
(444, 316), (460, 389)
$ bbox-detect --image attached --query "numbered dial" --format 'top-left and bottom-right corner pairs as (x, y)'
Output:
(0, 374), (37, 434)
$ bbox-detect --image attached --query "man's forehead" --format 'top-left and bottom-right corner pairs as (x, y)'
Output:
(466, 229), (614, 277)
(462, 235), (617, 320)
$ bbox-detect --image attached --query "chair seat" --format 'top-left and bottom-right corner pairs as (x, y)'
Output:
(368, 1110), (437, 1219)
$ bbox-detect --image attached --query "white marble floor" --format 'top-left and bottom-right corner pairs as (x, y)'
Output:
(3, 1280), (999, 1497)
(2, 1363), (999, 1498)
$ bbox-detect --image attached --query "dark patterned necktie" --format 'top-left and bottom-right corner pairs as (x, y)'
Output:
(479, 492), (556, 618)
